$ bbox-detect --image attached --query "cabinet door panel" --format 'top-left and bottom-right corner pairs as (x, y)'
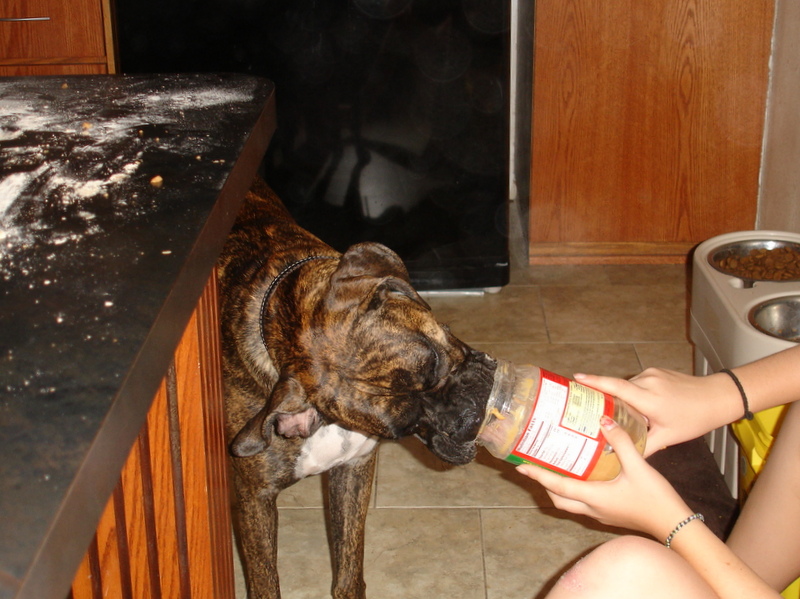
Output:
(1, 0), (106, 61)
(529, 0), (773, 262)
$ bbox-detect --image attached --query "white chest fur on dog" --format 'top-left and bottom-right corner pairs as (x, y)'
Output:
(294, 425), (378, 479)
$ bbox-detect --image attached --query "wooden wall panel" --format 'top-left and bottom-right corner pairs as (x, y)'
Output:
(70, 274), (234, 599)
(120, 436), (156, 599)
(529, 0), (774, 263)
(194, 272), (236, 599)
(149, 377), (185, 599)
(70, 531), (102, 598)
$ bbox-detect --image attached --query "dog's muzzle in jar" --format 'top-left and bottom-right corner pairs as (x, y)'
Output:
(415, 350), (497, 465)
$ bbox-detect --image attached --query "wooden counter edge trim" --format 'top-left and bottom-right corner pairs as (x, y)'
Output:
(529, 241), (696, 265)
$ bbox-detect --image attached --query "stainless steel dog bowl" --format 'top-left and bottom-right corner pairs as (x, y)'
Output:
(708, 239), (800, 286)
(748, 296), (800, 342)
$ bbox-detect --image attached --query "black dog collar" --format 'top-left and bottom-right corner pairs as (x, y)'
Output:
(258, 255), (338, 352)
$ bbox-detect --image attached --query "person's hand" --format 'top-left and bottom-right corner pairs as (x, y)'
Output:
(573, 369), (738, 455)
(516, 415), (693, 541)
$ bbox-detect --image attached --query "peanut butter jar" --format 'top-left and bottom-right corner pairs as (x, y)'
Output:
(477, 361), (647, 480)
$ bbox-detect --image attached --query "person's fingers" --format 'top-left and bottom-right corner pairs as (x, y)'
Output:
(572, 372), (629, 396)
(515, 463), (588, 498)
(600, 415), (652, 474)
(600, 415), (635, 454)
(515, 464), (596, 515)
(574, 373), (657, 418)
(515, 462), (570, 490)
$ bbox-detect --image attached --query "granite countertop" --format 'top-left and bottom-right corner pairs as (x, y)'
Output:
(0, 73), (275, 599)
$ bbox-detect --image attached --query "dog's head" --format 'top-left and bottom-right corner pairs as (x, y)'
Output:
(230, 242), (496, 465)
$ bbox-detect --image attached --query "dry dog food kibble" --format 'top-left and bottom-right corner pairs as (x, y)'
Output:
(717, 247), (800, 281)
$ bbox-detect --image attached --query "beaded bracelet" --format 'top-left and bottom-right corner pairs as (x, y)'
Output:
(664, 513), (704, 549)
(720, 368), (754, 421)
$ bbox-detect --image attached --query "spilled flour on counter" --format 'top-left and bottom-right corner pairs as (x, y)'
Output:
(137, 87), (253, 110)
(0, 167), (47, 252)
(0, 96), (151, 267)
(0, 75), (261, 279)
(0, 151), (144, 267)
(1, 170), (40, 217)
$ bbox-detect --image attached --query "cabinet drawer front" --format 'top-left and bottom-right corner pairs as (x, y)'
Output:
(1, 0), (106, 62)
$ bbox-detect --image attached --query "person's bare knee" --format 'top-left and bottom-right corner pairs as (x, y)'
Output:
(548, 536), (716, 599)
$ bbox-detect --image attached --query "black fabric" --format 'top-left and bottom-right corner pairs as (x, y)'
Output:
(649, 438), (739, 539)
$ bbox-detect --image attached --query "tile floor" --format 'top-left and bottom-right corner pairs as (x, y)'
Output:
(233, 245), (696, 598)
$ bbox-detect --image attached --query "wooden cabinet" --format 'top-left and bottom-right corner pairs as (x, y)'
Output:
(0, 0), (116, 75)
(529, 0), (775, 264)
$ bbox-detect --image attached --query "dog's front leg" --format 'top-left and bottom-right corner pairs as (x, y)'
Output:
(327, 449), (378, 599)
(233, 472), (282, 599)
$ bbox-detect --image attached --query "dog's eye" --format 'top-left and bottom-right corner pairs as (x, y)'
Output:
(431, 360), (461, 392)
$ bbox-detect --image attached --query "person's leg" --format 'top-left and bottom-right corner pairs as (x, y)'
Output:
(544, 536), (717, 599)
(728, 400), (800, 591)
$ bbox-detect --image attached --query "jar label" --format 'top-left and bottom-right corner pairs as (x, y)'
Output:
(508, 369), (613, 479)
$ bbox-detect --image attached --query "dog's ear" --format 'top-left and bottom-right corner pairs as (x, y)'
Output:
(366, 276), (430, 312)
(329, 242), (429, 311)
(334, 242), (410, 281)
(230, 375), (322, 457)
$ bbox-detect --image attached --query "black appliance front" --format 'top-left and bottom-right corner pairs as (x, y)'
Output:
(116, 0), (510, 291)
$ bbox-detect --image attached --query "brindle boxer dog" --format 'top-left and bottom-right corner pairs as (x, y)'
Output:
(218, 179), (496, 599)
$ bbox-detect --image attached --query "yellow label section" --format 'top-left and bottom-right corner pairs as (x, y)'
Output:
(562, 382), (606, 437)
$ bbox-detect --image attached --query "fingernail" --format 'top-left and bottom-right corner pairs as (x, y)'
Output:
(600, 415), (617, 430)
(574, 373), (587, 380)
